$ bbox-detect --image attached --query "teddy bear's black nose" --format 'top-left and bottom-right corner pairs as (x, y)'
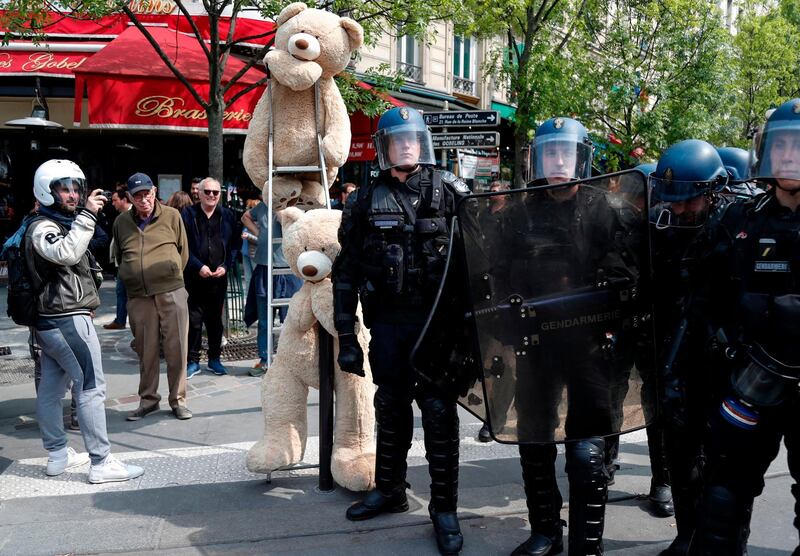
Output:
(302, 265), (318, 276)
(295, 38), (309, 50)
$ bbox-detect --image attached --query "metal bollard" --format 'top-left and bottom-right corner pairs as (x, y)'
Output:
(317, 327), (335, 492)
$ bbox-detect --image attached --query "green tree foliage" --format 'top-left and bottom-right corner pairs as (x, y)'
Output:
(462, 0), (594, 185)
(727, 6), (800, 145)
(568, 0), (732, 170)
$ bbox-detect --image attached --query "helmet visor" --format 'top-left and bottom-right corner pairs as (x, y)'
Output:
(530, 137), (592, 184)
(648, 175), (723, 203)
(648, 189), (710, 229)
(49, 177), (87, 209)
(374, 126), (435, 171)
(751, 121), (800, 182)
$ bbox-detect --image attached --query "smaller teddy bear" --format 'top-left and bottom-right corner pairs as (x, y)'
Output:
(243, 3), (364, 211)
(246, 207), (376, 491)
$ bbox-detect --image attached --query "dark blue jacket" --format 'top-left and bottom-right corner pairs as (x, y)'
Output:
(181, 204), (242, 275)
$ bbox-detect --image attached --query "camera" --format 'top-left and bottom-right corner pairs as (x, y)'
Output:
(100, 190), (114, 200)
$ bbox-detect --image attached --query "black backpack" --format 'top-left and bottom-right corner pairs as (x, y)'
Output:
(2, 215), (43, 326)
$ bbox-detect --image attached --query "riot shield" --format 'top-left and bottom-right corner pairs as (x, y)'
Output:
(412, 171), (658, 444)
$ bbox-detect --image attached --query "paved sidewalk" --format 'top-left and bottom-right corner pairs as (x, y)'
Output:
(0, 281), (795, 555)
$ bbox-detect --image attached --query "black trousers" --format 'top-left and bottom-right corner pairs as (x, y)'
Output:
(514, 352), (614, 443)
(187, 275), (227, 362)
(368, 319), (460, 513)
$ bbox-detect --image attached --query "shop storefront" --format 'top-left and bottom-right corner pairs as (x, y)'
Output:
(0, 9), (274, 243)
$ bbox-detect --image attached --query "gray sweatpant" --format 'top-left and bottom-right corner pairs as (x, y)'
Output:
(35, 315), (111, 465)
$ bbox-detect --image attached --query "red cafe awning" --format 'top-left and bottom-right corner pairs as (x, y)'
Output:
(0, 44), (100, 78)
(73, 26), (266, 134)
(0, 9), (275, 47)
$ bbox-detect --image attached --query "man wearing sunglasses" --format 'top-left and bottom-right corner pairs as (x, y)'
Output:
(113, 172), (192, 421)
(180, 177), (242, 378)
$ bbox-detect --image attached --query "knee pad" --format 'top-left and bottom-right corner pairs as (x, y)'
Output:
(565, 437), (607, 487)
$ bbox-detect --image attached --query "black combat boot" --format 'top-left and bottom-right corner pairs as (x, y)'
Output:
(565, 438), (608, 556)
(420, 392), (463, 555)
(346, 484), (409, 520)
(346, 389), (413, 521)
(646, 422), (674, 517)
(512, 444), (564, 556)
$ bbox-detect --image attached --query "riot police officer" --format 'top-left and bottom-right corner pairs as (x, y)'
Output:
(512, 117), (631, 556)
(332, 106), (470, 556)
(690, 99), (800, 555)
(605, 160), (675, 520)
(646, 140), (730, 556)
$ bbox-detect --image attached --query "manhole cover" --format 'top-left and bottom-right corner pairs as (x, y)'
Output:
(0, 358), (36, 385)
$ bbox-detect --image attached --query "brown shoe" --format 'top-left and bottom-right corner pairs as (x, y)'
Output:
(126, 404), (159, 421)
(103, 321), (126, 330)
(172, 406), (193, 420)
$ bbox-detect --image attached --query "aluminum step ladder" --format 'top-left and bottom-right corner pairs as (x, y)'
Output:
(265, 81), (333, 365)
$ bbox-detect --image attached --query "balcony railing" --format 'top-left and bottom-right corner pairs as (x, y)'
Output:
(398, 62), (423, 83)
(453, 76), (476, 96)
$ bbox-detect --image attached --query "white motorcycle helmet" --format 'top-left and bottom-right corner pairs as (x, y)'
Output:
(33, 159), (86, 212)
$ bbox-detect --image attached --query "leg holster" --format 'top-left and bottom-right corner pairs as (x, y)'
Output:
(565, 437), (608, 556)
(374, 387), (414, 494)
(419, 391), (460, 513)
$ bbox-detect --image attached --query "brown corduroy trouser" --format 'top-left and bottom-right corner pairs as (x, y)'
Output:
(127, 287), (189, 410)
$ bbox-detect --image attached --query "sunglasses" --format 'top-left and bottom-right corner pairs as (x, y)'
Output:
(203, 189), (221, 197)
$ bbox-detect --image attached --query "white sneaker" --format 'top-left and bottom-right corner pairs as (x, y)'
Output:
(46, 447), (90, 476)
(88, 454), (144, 484)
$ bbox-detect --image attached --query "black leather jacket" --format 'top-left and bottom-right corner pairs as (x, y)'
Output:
(25, 209), (101, 320)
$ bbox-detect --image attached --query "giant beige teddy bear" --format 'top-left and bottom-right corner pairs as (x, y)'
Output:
(243, 3), (363, 211)
(246, 207), (376, 491)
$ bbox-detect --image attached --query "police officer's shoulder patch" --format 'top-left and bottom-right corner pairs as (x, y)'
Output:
(441, 171), (469, 194)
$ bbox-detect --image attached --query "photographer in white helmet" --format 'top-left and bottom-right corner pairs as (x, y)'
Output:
(26, 159), (144, 484)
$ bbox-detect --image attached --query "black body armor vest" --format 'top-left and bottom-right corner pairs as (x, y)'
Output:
(361, 167), (451, 312)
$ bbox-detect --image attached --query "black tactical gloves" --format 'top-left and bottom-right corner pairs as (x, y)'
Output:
(338, 333), (365, 377)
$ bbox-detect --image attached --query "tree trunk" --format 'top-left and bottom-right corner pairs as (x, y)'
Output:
(207, 11), (224, 182)
(514, 128), (529, 188)
(207, 99), (225, 182)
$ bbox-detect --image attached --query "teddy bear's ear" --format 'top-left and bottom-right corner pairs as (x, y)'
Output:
(275, 2), (307, 26)
(340, 17), (364, 51)
(278, 207), (304, 229)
